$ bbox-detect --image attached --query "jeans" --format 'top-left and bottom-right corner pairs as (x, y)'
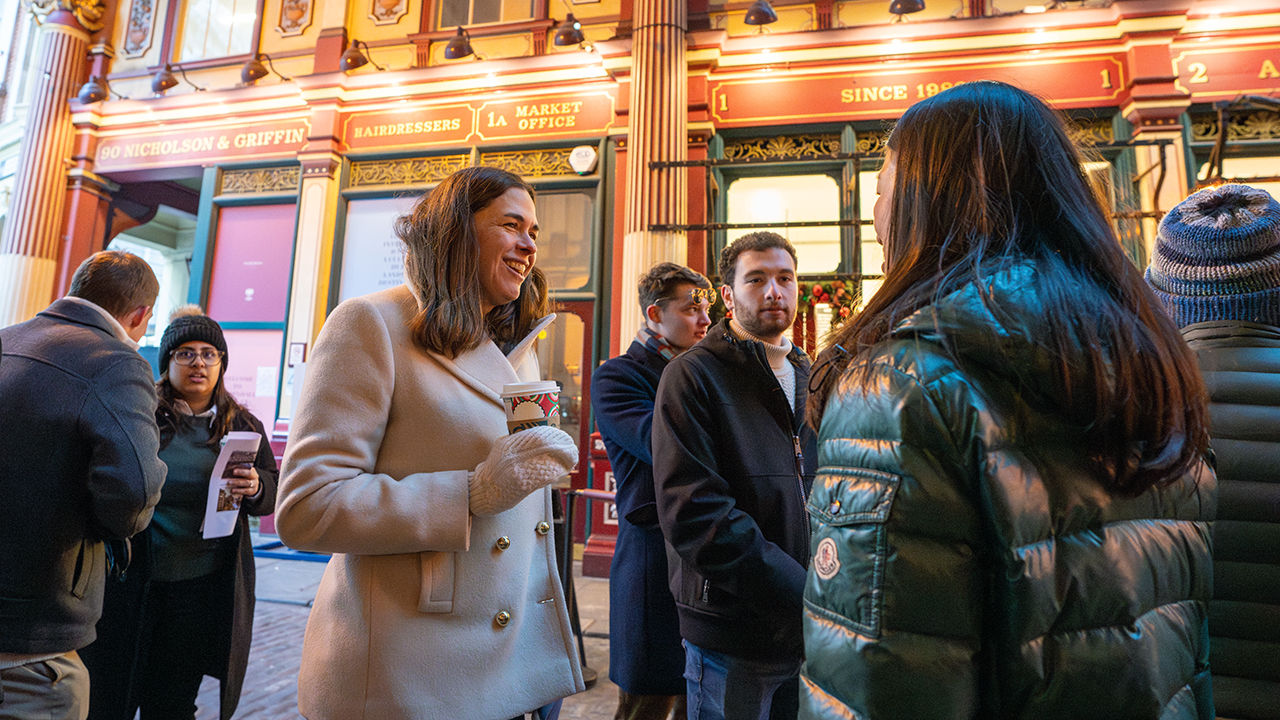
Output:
(683, 642), (800, 720)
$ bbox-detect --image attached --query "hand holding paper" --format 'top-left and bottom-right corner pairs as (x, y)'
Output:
(202, 431), (262, 539)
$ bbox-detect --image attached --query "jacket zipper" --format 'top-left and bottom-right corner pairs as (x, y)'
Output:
(702, 579), (711, 604)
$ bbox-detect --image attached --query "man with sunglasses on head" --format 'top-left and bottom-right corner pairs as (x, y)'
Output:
(652, 233), (817, 720)
(0, 251), (166, 720)
(595, 262), (713, 720)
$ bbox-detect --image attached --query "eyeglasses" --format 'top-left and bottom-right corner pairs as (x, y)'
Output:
(171, 348), (223, 366)
(659, 287), (718, 307)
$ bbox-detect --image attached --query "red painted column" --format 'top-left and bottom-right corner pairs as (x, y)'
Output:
(0, 8), (93, 326)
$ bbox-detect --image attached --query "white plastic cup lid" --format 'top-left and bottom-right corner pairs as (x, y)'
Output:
(500, 381), (559, 397)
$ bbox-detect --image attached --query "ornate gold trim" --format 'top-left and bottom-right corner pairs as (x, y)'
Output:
(350, 155), (470, 187)
(32, 0), (107, 32)
(724, 134), (842, 161)
(1190, 110), (1280, 143)
(1068, 117), (1116, 146)
(478, 148), (575, 178)
(220, 167), (301, 194)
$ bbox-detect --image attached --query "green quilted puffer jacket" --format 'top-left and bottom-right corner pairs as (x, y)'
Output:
(801, 263), (1217, 720)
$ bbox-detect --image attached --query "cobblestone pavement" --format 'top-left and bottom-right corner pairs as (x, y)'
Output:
(193, 548), (629, 720)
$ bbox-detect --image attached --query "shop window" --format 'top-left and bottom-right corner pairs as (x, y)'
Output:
(1198, 155), (1280, 198)
(726, 174), (841, 276)
(856, 168), (884, 309)
(537, 311), (585, 458)
(439, 0), (533, 27)
(206, 204), (295, 323)
(106, 206), (199, 351)
(535, 190), (593, 292)
(176, 0), (257, 62)
(338, 196), (416, 303)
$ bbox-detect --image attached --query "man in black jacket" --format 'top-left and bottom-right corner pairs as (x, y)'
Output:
(595, 262), (712, 720)
(653, 232), (817, 720)
(0, 251), (167, 719)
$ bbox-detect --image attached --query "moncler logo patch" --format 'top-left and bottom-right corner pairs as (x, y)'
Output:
(814, 537), (840, 581)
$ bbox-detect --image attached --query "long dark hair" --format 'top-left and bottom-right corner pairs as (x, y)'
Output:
(808, 81), (1208, 495)
(397, 166), (548, 357)
(156, 358), (248, 448)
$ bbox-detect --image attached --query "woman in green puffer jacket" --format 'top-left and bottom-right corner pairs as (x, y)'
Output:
(801, 81), (1216, 720)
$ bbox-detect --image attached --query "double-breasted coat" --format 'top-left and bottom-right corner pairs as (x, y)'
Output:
(276, 285), (584, 720)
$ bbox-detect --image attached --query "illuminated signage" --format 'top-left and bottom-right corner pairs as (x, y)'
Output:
(95, 119), (310, 172)
(342, 103), (474, 150)
(710, 54), (1126, 126)
(472, 90), (616, 142)
(1174, 44), (1280, 100)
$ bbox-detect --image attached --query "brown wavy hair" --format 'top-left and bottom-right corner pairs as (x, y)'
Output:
(396, 166), (548, 357)
(807, 81), (1209, 495)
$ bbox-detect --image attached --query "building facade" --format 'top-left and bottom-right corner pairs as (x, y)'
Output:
(3, 0), (1279, 568)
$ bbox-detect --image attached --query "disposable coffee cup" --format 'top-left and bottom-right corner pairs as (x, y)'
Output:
(500, 381), (561, 434)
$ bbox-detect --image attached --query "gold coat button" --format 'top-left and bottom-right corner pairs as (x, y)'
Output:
(495, 536), (510, 551)
(536, 521), (551, 536)
(495, 611), (511, 627)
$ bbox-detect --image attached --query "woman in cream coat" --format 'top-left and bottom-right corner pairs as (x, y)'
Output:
(276, 167), (584, 720)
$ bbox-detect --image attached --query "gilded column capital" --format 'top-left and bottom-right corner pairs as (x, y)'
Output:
(31, 0), (107, 33)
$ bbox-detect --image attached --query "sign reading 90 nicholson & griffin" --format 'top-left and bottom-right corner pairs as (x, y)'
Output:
(710, 53), (1125, 126)
(95, 118), (310, 173)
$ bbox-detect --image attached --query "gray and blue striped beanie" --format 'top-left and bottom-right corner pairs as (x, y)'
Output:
(1145, 183), (1280, 328)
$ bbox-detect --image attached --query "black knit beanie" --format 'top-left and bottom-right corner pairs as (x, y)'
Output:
(158, 306), (228, 375)
(1145, 183), (1280, 328)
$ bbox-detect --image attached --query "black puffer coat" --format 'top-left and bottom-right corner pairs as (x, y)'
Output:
(802, 263), (1216, 720)
(1183, 320), (1280, 720)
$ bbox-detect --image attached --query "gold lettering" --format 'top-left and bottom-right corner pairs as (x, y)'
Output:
(1261, 59), (1280, 79)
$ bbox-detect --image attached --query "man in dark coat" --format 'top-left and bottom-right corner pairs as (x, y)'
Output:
(652, 233), (818, 720)
(595, 263), (713, 720)
(0, 251), (167, 720)
(1146, 183), (1280, 720)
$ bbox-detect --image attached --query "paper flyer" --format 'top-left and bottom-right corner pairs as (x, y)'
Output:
(202, 431), (261, 539)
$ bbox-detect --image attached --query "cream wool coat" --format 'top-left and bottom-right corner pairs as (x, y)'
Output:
(276, 285), (584, 720)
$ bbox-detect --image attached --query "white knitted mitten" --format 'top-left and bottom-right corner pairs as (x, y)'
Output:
(469, 426), (577, 516)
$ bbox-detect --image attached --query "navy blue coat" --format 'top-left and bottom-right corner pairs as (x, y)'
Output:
(593, 339), (685, 696)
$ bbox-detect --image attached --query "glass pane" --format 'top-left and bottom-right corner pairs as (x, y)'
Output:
(727, 175), (840, 275)
(1200, 155), (1280, 198)
(179, 0), (256, 61)
(221, 329), (284, 426)
(537, 312), (586, 458)
(440, 0), (467, 27)
(339, 197), (416, 302)
(473, 0), (501, 24)
(535, 191), (593, 291)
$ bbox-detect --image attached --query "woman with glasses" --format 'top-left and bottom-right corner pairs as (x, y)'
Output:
(802, 81), (1215, 720)
(82, 306), (278, 720)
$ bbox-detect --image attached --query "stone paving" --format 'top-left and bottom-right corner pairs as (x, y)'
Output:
(192, 542), (629, 720)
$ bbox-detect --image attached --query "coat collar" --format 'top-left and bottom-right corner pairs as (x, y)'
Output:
(427, 314), (556, 408)
(40, 298), (135, 347)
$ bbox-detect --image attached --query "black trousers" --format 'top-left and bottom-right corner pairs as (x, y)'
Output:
(134, 572), (227, 720)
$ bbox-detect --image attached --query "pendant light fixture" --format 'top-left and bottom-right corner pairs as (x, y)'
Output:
(744, 0), (778, 26)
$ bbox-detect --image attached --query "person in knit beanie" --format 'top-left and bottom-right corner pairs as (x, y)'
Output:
(157, 304), (229, 377)
(1145, 183), (1280, 328)
(1148, 183), (1280, 720)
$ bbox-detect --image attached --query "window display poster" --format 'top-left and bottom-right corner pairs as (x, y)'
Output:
(339, 196), (417, 302)
(221, 329), (284, 426)
(207, 204), (297, 323)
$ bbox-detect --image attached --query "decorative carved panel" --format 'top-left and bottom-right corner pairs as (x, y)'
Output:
(32, 0), (106, 32)
(854, 133), (888, 156)
(724, 134), (843, 161)
(369, 0), (406, 26)
(220, 167), (300, 195)
(478, 149), (575, 178)
(277, 0), (313, 37)
(1191, 111), (1280, 143)
(1068, 118), (1116, 146)
(350, 155), (470, 187)
(122, 0), (155, 57)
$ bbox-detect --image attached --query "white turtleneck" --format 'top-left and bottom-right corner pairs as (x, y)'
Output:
(730, 319), (797, 410)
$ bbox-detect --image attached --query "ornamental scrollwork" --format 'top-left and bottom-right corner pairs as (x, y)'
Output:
(1067, 118), (1116, 146)
(220, 167), (300, 195)
(31, 0), (107, 32)
(1190, 111), (1280, 143)
(724, 134), (842, 161)
(350, 155), (470, 187)
(853, 133), (888, 155)
(478, 149), (575, 178)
